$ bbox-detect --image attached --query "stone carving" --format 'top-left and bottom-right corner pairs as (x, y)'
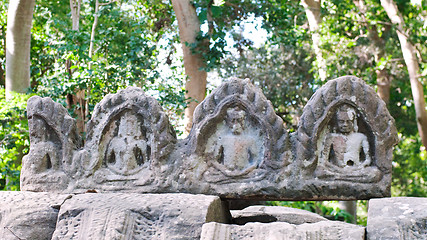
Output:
(21, 96), (81, 191)
(176, 78), (290, 197)
(51, 193), (230, 239)
(103, 111), (150, 175)
(22, 76), (398, 200)
(74, 87), (177, 191)
(201, 221), (366, 240)
(207, 106), (262, 176)
(297, 76), (398, 199)
(367, 197), (427, 240)
(320, 104), (371, 168)
(315, 103), (381, 183)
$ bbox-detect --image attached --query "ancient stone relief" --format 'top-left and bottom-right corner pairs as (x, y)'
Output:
(206, 107), (263, 176)
(320, 105), (371, 168)
(102, 111), (150, 176)
(76, 87), (176, 190)
(21, 96), (81, 191)
(315, 103), (381, 183)
(185, 78), (290, 188)
(21, 77), (398, 200)
(297, 76), (398, 199)
(203, 106), (265, 178)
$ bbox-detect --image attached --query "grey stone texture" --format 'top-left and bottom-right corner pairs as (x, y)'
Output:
(21, 76), (398, 200)
(231, 205), (328, 225)
(367, 197), (427, 240)
(0, 191), (70, 240)
(0, 191), (230, 239)
(51, 193), (230, 239)
(201, 221), (366, 240)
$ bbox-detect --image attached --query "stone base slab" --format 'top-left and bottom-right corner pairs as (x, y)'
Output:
(201, 221), (366, 240)
(0, 191), (230, 240)
(367, 197), (427, 240)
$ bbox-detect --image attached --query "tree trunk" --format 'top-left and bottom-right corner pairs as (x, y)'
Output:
(0, 62), (4, 87)
(301, 0), (327, 81)
(89, 0), (100, 59)
(5, 0), (36, 99)
(67, 0), (87, 135)
(376, 69), (391, 104)
(171, 0), (207, 135)
(70, 0), (81, 31)
(381, 0), (427, 148)
(89, 0), (116, 58)
(338, 200), (357, 224)
(355, 0), (391, 104)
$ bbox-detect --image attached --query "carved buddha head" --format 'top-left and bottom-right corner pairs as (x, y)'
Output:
(335, 105), (358, 134)
(226, 107), (246, 135)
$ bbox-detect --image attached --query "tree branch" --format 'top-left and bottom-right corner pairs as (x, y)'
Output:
(99, 0), (117, 6)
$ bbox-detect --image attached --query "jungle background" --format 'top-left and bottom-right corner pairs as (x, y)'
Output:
(1, 0), (426, 226)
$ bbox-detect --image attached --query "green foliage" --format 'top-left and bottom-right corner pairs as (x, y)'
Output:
(0, 88), (32, 190)
(268, 201), (355, 224)
(392, 134), (427, 197)
(220, 44), (314, 129)
(29, 0), (187, 126)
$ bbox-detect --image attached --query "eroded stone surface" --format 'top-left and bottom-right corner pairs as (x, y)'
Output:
(22, 77), (398, 200)
(178, 78), (291, 198)
(231, 205), (327, 225)
(297, 76), (398, 199)
(367, 197), (427, 240)
(51, 193), (230, 239)
(0, 191), (70, 240)
(21, 96), (82, 192)
(201, 221), (365, 240)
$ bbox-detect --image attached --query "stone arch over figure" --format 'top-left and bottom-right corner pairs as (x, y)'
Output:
(296, 76), (398, 184)
(186, 78), (290, 183)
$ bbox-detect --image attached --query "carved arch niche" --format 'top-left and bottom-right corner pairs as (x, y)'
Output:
(21, 96), (81, 191)
(188, 78), (290, 183)
(296, 76), (398, 183)
(81, 87), (176, 187)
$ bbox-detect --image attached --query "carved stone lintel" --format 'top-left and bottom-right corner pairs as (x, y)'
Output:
(21, 76), (398, 200)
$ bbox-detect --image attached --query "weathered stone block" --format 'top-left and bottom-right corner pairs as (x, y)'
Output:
(201, 221), (365, 240)
(367, 197), (427, 240)
(51, 193), (230, 239)
(22, 76), (398, 200)
(231, 205), (327, 225)
(0, 191), (70, 240)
